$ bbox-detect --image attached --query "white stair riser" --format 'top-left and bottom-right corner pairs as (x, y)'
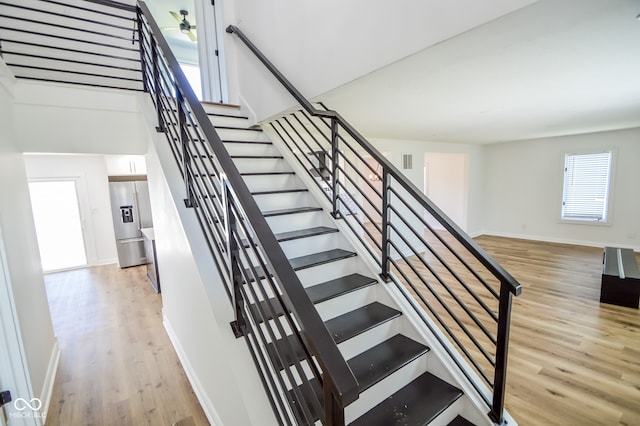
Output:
(233, 158), (292, 173)
(265, 211), (327, 234)
(216, 128), (269, 142)
(254, 192), (315, 212)
(243, 174), (304, 192)
(336, 318), (399, 361)
(294, 257), (360, 287)
(208, 115), (250, 127)
(223, 142), (280, 157)
(315, 285), (378, 323)
(279, 232), (350, 259)
(344, 354), (430, 424)
(200, 104), (245, 117)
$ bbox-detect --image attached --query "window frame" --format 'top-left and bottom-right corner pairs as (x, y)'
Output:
(560, 150), (615, 226)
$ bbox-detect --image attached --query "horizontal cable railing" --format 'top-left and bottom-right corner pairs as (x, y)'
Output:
(227, 24), (522, 424)
(0, 0), (143, 91)
(137, 3), (358, 425)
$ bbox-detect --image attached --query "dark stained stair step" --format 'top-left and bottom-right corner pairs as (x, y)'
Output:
(249, 274), (379, 324)
(244, 249), (357, 285)
(350, 372), (463, 426)
(290, 334), (431, 423)
(241, 226), (338, 248)
(251, 188), (308, 196)
(325, 302), (400, 344)
(266, 302), (399, 369)
(231, 154), (283, 159)
(215, 125), (262, 131)
(206, 112), (249, 119)
(289, 248), (356, 270)
(262, 206), (322, 217)
(223, 139), (272, 145)
(306, 273), (377, 304)
(241, 171), (295, 176)
(448, 415), (476, 426)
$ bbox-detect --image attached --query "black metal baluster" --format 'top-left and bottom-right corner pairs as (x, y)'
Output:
(151, 40), (164, 132)
(136, 11), (147, 92)
(331, 118), (340, 218)
(177, 87), (196, 208)
(491, 282), (513, 424)
(381, 167), (391, 282)
(225, 183), (246, 338)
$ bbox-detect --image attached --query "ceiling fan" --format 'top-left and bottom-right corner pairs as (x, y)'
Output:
(164, 9), (197, 42)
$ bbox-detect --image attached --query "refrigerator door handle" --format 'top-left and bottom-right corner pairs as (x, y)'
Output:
(119, 237), (144, 244)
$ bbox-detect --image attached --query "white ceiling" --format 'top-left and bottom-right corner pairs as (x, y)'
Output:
(319, 0), (640, 144)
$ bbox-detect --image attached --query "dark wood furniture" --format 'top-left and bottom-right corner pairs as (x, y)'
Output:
(600, 247), (640, 308)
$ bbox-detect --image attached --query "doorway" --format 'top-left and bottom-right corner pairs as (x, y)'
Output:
(28, 180), (87, 272)
(423, 152), (468, 231)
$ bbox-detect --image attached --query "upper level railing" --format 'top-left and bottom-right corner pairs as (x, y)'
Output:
(227, 24), (522, 424)
(0, 0), (143, 91)
(137, 3), (358, 425)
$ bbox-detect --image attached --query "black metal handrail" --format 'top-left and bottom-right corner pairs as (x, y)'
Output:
(137, 3), (358, 425)
(227, 24), (521, 424)
(0, 0), (142, 91)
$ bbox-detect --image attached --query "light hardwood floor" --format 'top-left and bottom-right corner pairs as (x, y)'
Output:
(44, 265), (208, 426)
(42, 238), (640, 426)
(474, 236), (640, 426)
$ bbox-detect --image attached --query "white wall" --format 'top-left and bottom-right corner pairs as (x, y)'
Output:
(425, 152), (468, 230)
(0, 60), (58, 417)
(23, 155), (118, 266)
(483, 128), (640, 249)
(13, 81), (148, 155)
(227, 0), (537, 122)
(368, 138), (484, 235)
(141, 96), (277, 426)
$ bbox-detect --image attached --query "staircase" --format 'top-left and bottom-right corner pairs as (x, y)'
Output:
(200, 102), (480, 425)
(0, 1), (520, 423)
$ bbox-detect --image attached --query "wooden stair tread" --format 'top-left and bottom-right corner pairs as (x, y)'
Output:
(290, 335), (430, 423)
(251, 188), (308, 196)
(325, 302), (400, 344)
(306, 273), (377, 304)
(447, 415), (476, 426)
(249, 274), (378, 324)
(266, 302), (399, 370)
(275, 226), (339, 242)
(350, 372), (463, 426)
(262, 206), (322, 217)
(289, 248), (356, 270)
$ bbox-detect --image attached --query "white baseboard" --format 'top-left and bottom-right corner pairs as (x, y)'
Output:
(475, 230), (640, 252)
(162, 312), (224, 426)
(40, 339), (60, 424)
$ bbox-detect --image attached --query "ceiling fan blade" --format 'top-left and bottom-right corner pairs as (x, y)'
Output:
(190, 25), (196, 30)
(187, 31), (197, 42)
(169, 11), (181, 23)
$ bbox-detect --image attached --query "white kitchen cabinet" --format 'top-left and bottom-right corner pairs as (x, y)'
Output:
(105, 155), (147, 176)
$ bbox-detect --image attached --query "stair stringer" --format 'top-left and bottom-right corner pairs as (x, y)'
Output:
(261, 122), (517, 426)
(138, 94), (279, 426)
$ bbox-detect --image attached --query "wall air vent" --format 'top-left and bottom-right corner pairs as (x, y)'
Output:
(402, 153), (413, 170)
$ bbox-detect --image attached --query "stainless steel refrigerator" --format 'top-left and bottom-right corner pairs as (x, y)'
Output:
(108, 177), (153, 268)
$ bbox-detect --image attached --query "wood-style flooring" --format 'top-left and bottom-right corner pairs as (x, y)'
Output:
(44, 265), (208, 426)
(474, 236), (640, 426)
(42, 238), (640, 426)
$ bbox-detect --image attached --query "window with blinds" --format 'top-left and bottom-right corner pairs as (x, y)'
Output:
(561, 151), (612, 222)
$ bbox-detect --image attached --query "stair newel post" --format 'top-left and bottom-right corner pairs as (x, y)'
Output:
(323, 380), (345, 426)
(136, 10), (147, 93)
(330, 118), (340, 218)
(380, 167), (391, 281)
(151, 39), (164, 132)
(491, 281), (514, 424)
(224, 182), (246, 338)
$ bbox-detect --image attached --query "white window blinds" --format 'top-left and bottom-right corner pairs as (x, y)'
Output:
(561, 152), (612, 221)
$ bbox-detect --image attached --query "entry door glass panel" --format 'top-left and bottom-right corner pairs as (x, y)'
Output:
(28, 181), (87, 272)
